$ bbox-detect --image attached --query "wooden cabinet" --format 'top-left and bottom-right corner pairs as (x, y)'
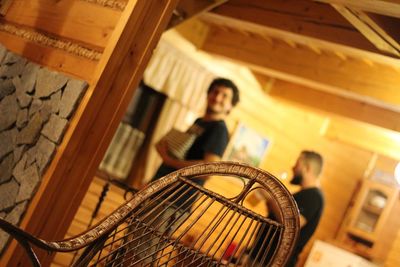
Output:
(336, 168), (399, 262)
(346, 179), (397, 243)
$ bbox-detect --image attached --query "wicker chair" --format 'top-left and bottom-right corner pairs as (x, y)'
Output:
(0, 162), (299, 266)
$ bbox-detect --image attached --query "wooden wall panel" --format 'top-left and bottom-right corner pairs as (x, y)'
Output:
(323, 118), (400, 160)
(379, 199), (400, 264)
(3, 0), (122, 50)
(386, 228), (400, 267)
(0, 0), (125, 80)
(0, 31), (97, 80)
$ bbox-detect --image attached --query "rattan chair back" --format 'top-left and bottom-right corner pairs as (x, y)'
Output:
(0, 162), (299, 266)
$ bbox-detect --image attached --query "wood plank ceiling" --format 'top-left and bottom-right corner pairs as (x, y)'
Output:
(170, 0), (400, 135)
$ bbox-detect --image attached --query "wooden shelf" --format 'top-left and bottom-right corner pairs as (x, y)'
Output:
(348, 228), (376, 243)
(361, 204), (383, 215)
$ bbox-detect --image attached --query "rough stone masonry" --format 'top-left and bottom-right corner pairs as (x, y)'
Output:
(0, 44), (88, 253)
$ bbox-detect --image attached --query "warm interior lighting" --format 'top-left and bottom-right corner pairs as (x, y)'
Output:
(395, 162), (400, 185)
(279, 171), (288, 180)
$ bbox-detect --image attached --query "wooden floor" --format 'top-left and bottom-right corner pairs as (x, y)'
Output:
(51, 176), (128, 266)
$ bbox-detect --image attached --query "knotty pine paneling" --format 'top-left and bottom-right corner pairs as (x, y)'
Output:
(385, 230), (400, 267)
(379, 200), (400, 264)
(0, 0), (125, 80)
(3, 0), (124, 50)
(0, 31), (97, 80)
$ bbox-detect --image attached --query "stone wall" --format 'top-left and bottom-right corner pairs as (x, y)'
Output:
(0, 45), (88, 252)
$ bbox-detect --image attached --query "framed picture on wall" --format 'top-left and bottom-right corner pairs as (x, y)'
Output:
(224, 123), (271, 167)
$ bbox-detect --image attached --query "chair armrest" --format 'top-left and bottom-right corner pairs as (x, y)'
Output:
(0, 218), (58, 266)
(0, 219), (54, 250)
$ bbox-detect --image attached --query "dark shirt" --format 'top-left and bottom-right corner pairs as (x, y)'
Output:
(294, 187), (324, 252)
(151, 118), (229, 210)
(185, 118), (229, 162)
(153, 118), (228, 182)
(250, 187), (324, 267)
(287, 187), (324, 267)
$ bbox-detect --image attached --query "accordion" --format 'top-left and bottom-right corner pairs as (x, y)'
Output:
(159, 125), (203, 160)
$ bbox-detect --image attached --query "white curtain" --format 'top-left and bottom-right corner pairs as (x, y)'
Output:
(99, 123), (145, 179)
(141, 40), (215, 182)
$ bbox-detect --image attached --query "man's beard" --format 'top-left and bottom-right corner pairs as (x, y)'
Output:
(206, 107), (218, 114)
(290, 173), (303, 185)
(206, 106), (228, 115)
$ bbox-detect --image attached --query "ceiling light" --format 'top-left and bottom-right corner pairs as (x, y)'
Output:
(395, 162), (400, 185)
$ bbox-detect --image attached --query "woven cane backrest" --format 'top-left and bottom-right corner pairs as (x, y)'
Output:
(0, 162), (299, 267)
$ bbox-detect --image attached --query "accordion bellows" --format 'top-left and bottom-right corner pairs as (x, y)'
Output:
(160, 128), (197, 160)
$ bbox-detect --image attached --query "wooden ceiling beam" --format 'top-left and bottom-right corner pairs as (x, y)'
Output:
(200, 25), (400, 109)
(200, 12), (400, 67)
(174, 18), (211, 48)
(168, 0), (228, 28)
(314, 0), (400, 18)
(332, 4), (400, 56)
(323, 118), (400, 160)
(268, 80), (400, 132)
(207, 0), (389, 57)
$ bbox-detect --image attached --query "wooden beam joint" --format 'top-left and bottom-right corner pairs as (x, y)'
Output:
(168, 0), (228, 28)
(332, 4), (400, 56)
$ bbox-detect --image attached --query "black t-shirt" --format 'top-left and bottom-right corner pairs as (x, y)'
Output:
(151, 119), (229, 210)
(249, 188), (324, 267)
(153, 118), (229, 182)
(293, 187), (324, 256)
(185, 118), (229, 162)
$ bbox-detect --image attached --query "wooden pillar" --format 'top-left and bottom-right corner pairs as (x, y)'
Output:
(1, 0), (179, 266)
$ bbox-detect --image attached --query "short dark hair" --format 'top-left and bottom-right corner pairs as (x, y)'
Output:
(207, 78), (240, 106)
(301, 150), (324, 176)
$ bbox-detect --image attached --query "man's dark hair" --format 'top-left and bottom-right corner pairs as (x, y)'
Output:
(301, 150), (324, 176)
(207, 78), (240, 106)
